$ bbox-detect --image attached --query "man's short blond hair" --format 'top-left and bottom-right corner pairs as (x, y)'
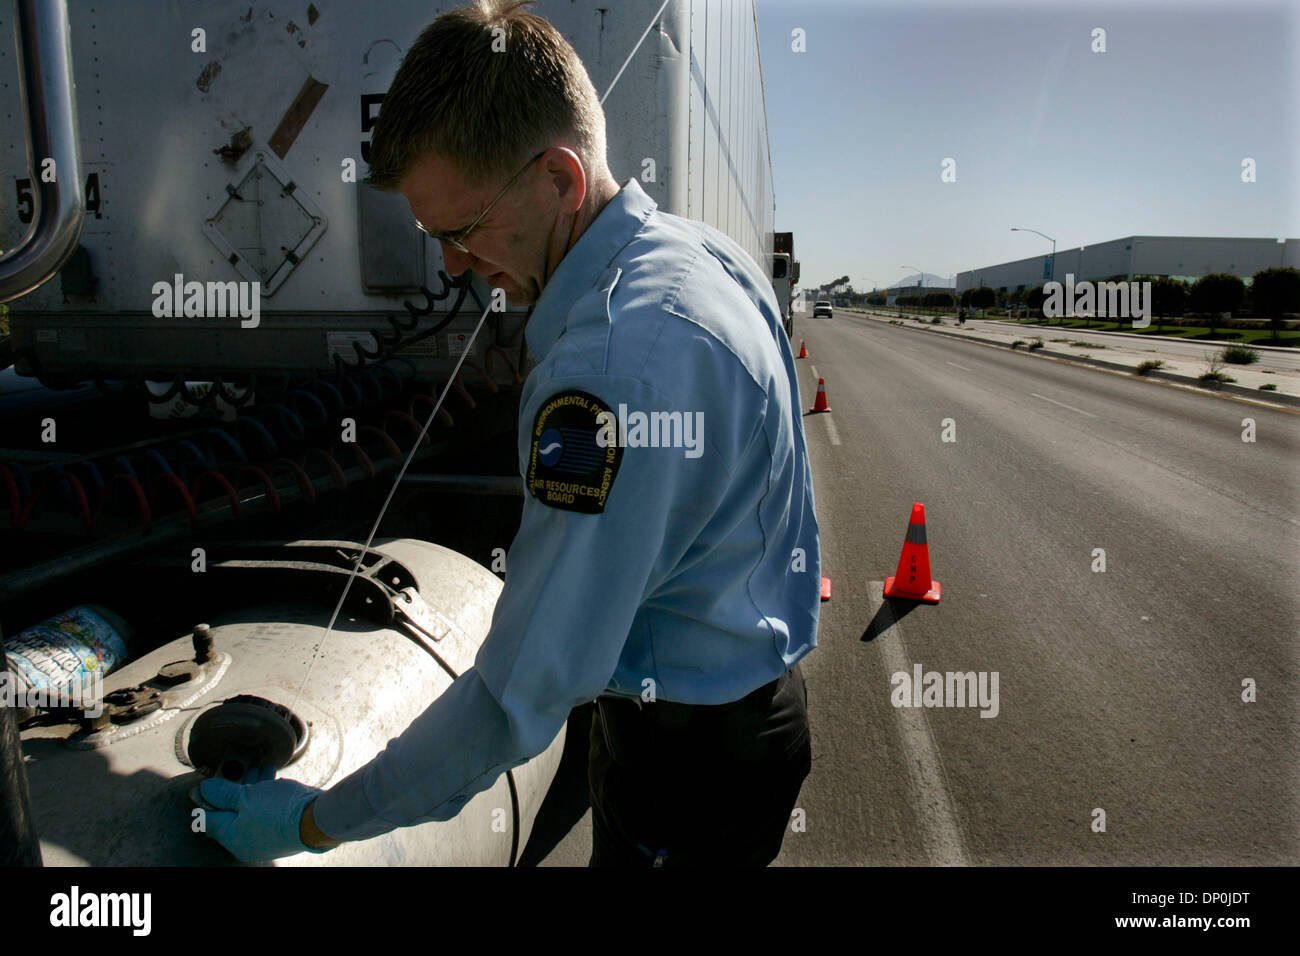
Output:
(366, 0), (607, 191)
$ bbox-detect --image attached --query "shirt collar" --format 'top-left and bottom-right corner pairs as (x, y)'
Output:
(524, 178), (656, 361)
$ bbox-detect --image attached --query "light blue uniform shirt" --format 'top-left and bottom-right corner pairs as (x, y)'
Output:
(315, 179), (820, 842)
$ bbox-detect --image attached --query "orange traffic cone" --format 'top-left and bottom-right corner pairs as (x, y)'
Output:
(808, 378), (831, 413)
(883, 503), (941, 603)
(798, 340), (808, 359)
(821, 577), (832, 601)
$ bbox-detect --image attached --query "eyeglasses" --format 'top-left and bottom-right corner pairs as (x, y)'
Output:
(418, 151), (546, 254)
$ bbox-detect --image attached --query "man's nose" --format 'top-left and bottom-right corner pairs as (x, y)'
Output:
(438, 240), (475, 277)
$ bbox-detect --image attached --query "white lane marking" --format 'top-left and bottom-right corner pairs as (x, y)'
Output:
(945, 361), (972, 371)
(869, 584), (971, 866)
(1031, 392), (1097, 418)
(810, 364), (819, 380)
(824, 414), (842, 445)
(901, 346), (919, 352)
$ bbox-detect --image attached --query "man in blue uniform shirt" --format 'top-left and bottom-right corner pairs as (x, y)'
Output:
(199, 0), (820, 867)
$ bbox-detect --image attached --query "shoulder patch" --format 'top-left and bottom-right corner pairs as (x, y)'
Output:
(526, 390), (623, 513)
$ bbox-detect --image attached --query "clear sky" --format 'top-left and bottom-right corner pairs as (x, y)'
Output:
(754, 0), (1300, 292)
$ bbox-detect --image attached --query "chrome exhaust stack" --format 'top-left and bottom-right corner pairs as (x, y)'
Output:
(0, 0), (84, 304)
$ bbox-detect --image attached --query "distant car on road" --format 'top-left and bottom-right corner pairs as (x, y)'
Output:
(813, 300), (833, 318)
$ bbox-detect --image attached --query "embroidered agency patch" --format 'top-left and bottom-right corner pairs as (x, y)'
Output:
(526, 390), (622, 513)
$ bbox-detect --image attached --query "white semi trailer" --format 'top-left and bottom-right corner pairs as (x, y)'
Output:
(0, 0), (779, 384)
(0, 0), (784, 866)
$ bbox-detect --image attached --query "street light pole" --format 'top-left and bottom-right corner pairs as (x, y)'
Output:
(1012, 226), (1056, 325)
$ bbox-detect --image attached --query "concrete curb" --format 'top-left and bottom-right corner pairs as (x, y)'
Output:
(1000, 321), (1297, 355)
(841, 308), (1300, 410)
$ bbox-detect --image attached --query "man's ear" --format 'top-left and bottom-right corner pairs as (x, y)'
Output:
(540, 147), (587, 216)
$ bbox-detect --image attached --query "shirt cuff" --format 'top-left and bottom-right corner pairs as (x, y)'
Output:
(311, 769), (400, 844)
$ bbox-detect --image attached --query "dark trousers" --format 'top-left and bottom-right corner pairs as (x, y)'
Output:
(588, 663), (811, 867)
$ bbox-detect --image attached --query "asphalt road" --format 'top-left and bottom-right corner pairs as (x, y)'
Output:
(783, 305), (1298, 865)
(533, 304), (1299, 866)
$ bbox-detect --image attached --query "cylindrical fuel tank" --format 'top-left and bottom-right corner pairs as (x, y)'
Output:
(19, 538), (565, 866)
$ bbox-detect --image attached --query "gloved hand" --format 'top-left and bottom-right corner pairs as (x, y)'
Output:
(196, 764), (328, 863)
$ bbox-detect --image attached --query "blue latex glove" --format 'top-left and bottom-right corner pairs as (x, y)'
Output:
(196, 765), (327, 863)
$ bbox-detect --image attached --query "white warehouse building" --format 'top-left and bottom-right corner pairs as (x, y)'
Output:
(956, 236), (1300, 296)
